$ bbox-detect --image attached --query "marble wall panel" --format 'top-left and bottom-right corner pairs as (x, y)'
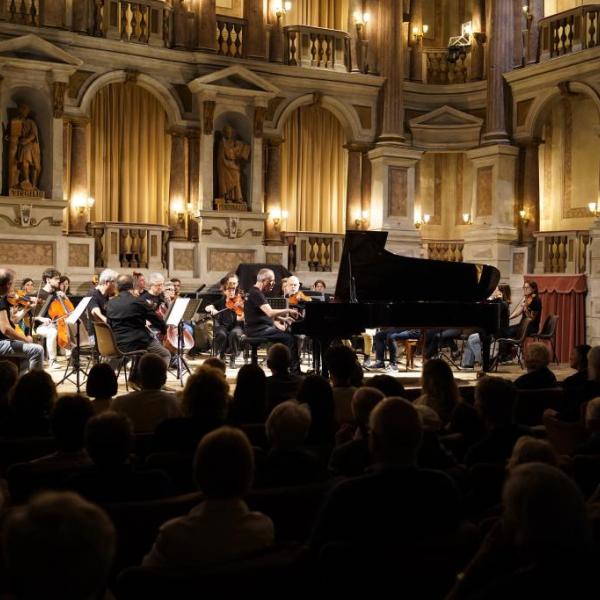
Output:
(68, 243), (90, 267)
(0, 241), (54, 265)
(208, 248), (255, 271)
(476, 166), (493, 217)
(174, 248), (195, 271)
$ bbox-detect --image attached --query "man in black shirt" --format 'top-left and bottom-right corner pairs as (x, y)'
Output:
(244, 268), (301, 374)
(86, 268), (118, 342)
(106, 274), (171, 383)
(0, 268), (44, 372)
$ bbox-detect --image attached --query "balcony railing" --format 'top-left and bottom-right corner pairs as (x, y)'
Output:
(6, 0), (39, 25)
(285, 231), (345, 272)
(88, 222), (171, 270)
(284, 25), (350, 72)
(533, 230), (590, 274)
(216, 15), (246, 57)
(423, 48), (470, 84)
(424, 240), (464, 262)
(539, 4), (600, 61)
(91, 0), (172, 47)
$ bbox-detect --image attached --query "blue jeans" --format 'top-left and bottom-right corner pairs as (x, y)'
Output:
(0, 339), (44, 372)
(461, 333), (482, 368)
(374, 329), (420, 363)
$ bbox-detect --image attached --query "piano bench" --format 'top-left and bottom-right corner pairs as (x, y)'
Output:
(241, 336), (271, 366)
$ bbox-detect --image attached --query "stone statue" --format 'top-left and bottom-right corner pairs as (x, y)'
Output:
(8, 102), (41, 193)
(217, 124), (250, 204)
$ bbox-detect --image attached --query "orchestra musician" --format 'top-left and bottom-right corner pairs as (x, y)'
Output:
(58, 275), (71, 296)
(14, 277), (39, 336)
(33, 268), (63, 370)
(169, 277), (182, 298)
(285, 276), (312, 307)
(372, 328), (421, 371)
(205, 277), (244, 369)
(86, 268), (119, 345)
(106, 274), (170, 385)
(0, 268), (44, 372)
(244, 268), (301, 375)
(132, 271), (146, 297)
(313, 279), (326, 293)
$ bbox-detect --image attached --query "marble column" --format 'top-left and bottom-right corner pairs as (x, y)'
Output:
(346, 145), (364, 230)
(361, 148), (372, 223)
(470, 0), (485, 80)
(169, 129), (187, 239)
(347, 0), (362, 73)
(527, 0), (544, 64)
(264, 137), (283, 243)
(482, 0), (513, 144)
(409, 0), (423, 82)
(244, 0), (266, 60)
(173, 0), (190, 49)
(269, 7), (284, 63)
(519, 139), (541, 271)
(68, 117), (90, 235)
(187, 128), (201, 241)
(197, 0), (217, 52)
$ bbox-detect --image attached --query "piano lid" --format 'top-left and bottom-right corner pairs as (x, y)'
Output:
(334, 231), (500, 303)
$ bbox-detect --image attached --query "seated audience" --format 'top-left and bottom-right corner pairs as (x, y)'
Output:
(507, 436), (559, 471)
(265, 343), (302, 412)
(143, 427), (273, 571)
(449, 463), (593, 599)
(310, 397), (461, 554)
(367, 374), (406, 398)
(202, 356), (227, 374)
(152, 365), (229, 452)
(0, 359), (18, 419)
(464, 377), (530, 466)
(416, 359), (482, 445)
(256, 401), (324, 487)
(575, 397), (600, 455)
(111, 354), (181, 432)
(329, 387), (384, 477)
(228, 364), (267, 424)
(513, 343), (558, 390)
(69, 411), (170, 503)
(561, 344), (591, 391)
(297, 375), (337, 445)
(86, 363), (118, 414)
(0, 370), (56, 436)
(413, 404), (458, 470)
(560, 345), (600, 421)
(326, 345), (360, 425)
(2, 491), (115, 600)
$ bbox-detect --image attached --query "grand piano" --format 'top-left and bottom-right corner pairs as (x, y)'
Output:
(291, 230), (502, 373)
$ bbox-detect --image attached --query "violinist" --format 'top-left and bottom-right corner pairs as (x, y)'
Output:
(285, 276), (313, 307)
(86, 268), (119, 344)
(205, 276), (244, 369)
(12, 277), (40, 336)
(169, 278), (182, 298)
(0, 268), (44, 372)
(139, 272), (170, 339)
(33, 268), (62, 369)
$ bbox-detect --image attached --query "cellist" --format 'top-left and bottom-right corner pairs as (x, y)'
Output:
(32, 268), (63, 370)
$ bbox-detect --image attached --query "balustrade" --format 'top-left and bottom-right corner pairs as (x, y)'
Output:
(284, 25), (350, 72)
(285, 231), (345, 272)
(7, 0), (39, 25)
(216, 16), (245, 57)
(533, 231), (590, 274)
(425, 240), (464, 262)
(539, 5), (600, 60)
(423, 48), (470, 84)
(88, 222), (171, 270)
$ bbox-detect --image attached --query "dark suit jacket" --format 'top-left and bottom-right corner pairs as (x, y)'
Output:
(514, 366), (558, 390)
(107, 291), (166, 352)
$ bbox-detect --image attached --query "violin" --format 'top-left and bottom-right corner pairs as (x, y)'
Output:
(225, 294), (245, 318)
(47, 293), (75, 349)
(287, 291), (312, 306)
(7, 290), (39, 309)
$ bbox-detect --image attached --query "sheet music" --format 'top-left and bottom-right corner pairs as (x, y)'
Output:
(66, 296), (92, 324)
(166, 297), (190, 327)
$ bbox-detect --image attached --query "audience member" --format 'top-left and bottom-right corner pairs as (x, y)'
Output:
(3, 491), (115, 600)
(265, 343), (302, 412)
(69, 411), (170, 503)
(575, 397), (600, 455)
(326, 345), (360, 425)
(0, 359), (18, 419)
(202, 357), (227, 374)
(414, 404), (457, 470)
(561, 344), (591, 391)
(297, 374), (337, 445)
(513, 343), (558, 390)
(152, 365), (229, 452)
(111, 354), (181, 432)
(507, 436), (559, 471)
(464, 376), (530, 466)
(143, 427), (273, 570)
(1, 370), (56, 436)
(559, 345), (600, 421)
(228, 364), (267, 424)
(367, 374), (406, 398)
(329, 387), (384, 477)
(86, 363), (118, 414)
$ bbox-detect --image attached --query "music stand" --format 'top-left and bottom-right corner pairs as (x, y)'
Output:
(165, 297), (199, 386)
(59, 297), (92, 392)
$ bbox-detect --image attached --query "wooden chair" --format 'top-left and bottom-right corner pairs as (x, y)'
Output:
(493, 317), (532, 370)
(93, 321), (146, 391)
(529, 314), (559, 364)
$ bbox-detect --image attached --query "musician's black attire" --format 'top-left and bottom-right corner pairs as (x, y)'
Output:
(244, 286), (300, 375)
(107, 291), (170, 381)
(212, 297), (243, 366)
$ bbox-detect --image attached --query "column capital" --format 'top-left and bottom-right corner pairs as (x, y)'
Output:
(345, 142), (373, 153)
(264, 135), (284, 147)
(64, 115), (90, 128)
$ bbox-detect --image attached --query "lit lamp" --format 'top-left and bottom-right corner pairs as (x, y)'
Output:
(353, 11), (370, 31)
(462, 213), (473, 225)
(412, 24), (429, 40)
(415, 213), (431, 229)
(589, 201), (600, 217)
(271, 207), (288, 231)
(72, 195), (95, 216)
(274, 0), (292, 19)
(354, 209), (369, 229)
(522, 3), (533, 25)
(519, 209), (530, 225)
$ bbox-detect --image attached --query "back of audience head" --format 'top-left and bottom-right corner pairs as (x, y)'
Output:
(475, 376), (516, 428)
(326, 345), (359, 385)
(419, 358), (460, 423)
(3, 491), (115, 600)
(11, 370), (56, 419)
(414, 404), (443, 433)
(138, 353), (167, 390)
(51, 394), (94, 453)
(296, 374), (335, 440)
(571, 344), (591, 371)
(585, 397), (600, 430)
(367, 374), (406, 398)
(183, 365), (229, 421)
(0, 360), (18, 401)
(267, 343), (291, 375)
(524, 342), (550, 372)
(507, 436), (559, 471)
(266, 401), (311, 451)
(202, 357), (227, 374)
(86, 363), (118, 400)
(231, 364), (267, 422)
(85, 411), (133, 468)
(193, 426), (254, 499)
(587, 346), (600, 382)
(352, 387), (384, 436)
(503, 463), (591, 557)
(369, 397), (423, 466)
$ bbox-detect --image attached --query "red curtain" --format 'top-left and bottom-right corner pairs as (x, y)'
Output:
(524, 275), (587, 362)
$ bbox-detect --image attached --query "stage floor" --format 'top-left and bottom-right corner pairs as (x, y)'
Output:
(48, 353), (577, 395)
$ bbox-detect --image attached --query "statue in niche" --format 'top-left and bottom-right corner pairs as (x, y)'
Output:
(217, 124), (250, 206)
(7, 103), (42, 195)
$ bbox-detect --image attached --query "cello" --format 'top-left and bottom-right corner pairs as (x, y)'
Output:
(47, 293), (75, 349)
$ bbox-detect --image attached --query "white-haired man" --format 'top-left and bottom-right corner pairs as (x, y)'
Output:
(86, 268), (118, 344)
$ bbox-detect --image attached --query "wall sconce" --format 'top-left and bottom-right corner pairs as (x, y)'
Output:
(271, 207), (288, 231)
(522, 4), (533, 26)
(72, 195), (95, 216)
(353, 209), (369, 229)
(415, 213), (431, 229)
(353, 11), (370, 30)
(461, 21), (472, 38)
(274, 0), (292, 19)
(588, 201), (600, 217)
(462, 213), (473, 225)
(412, 24), (429, 40)
(519, 209), (530, 225)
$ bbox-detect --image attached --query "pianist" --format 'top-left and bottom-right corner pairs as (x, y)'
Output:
(244, 269), (301, 375)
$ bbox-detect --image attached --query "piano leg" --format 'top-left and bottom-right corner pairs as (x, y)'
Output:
(481, 334), (492, 372)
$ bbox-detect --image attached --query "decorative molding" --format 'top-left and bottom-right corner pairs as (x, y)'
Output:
(254, 106), (267, 137)
(124, 69), (140, 85)
(516, 98), (533, 127)
(352, 104), (372, 129)
(203, 100), (216, 134)
(0, 212), (62, 229)
(52, 81), (66, 118)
